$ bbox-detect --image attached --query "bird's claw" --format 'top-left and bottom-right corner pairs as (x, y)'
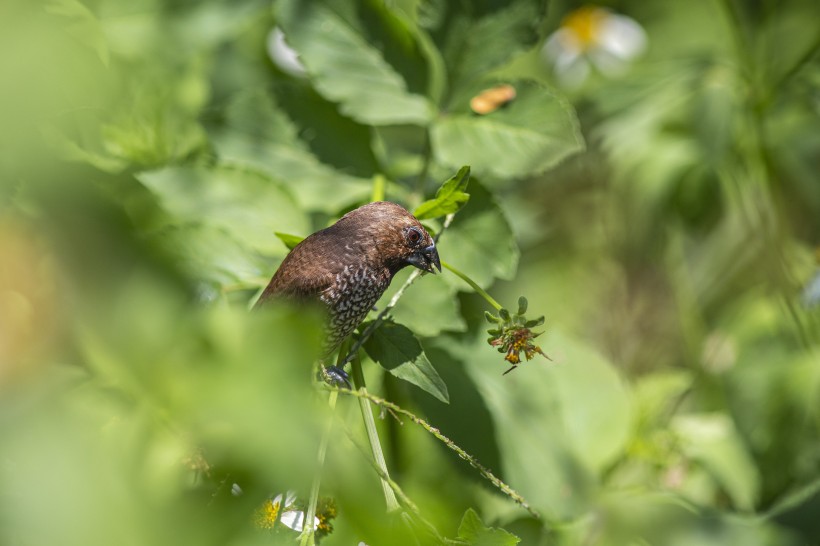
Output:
(321, 365), (352, 388)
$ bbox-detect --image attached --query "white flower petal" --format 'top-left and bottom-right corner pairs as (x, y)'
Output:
(280, 510), (320, 532)
(556, 57), (591, 88)
(588, 48), (628, 76)
(597, 14), (647, 60)
(543, 28), (582, 61)
(267, 27), (307, 77)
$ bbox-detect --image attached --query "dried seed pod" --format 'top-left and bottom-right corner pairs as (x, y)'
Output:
(469, 84), (516, 115)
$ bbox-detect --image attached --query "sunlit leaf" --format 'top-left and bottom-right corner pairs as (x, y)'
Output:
(457, 508), (520, 545)
(274, 232), (305, 251)
(276, 0), (433, 125)
(432, 80), (584, 178)
(213, 89), (372, 212)
(362, 320), (449, 403)
(137, 166), (309, 256)
(414, 166), (471, 220)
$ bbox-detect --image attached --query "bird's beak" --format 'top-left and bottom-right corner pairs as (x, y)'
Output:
(406, 243), (441, 274)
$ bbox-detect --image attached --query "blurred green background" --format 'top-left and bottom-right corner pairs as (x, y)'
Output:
(1, 0), (819, 544)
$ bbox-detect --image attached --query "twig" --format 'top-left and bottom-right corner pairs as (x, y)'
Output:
(441, 260), (503, 311)
(328, 386), (543, 521)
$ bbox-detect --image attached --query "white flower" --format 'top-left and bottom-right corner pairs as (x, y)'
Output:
(273, 492), (320, 532)
(542, 6), (647, 87)
(267, 27), (307, 78)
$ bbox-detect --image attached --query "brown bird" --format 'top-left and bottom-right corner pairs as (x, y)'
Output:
(255, 201), (441, 384)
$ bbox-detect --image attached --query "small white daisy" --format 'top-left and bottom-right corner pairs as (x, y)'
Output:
(543, 6), (647, 87)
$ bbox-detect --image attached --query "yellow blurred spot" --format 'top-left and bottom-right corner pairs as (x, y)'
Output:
(560, 6), (609, 51)
(0, 221), (58, 384)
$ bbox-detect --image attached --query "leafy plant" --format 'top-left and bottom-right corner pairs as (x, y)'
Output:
(1, 0), (818, 544)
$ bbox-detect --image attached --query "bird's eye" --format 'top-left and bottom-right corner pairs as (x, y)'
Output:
(406, 228), (422, 245)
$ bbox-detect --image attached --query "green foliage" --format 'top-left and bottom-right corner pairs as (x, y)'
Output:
(457, 508), (521, 545)
(362, 320), (449, 403)
(414, 165), (471, 220)
(1, 0), (819, 544)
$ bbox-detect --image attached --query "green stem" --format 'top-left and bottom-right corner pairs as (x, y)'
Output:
(298, 389), (337, 546)
(371, 173), (386, 203)
(350, 352), (400, 512)
(441, 260), (503, 311)
(298, 341), (350, 546)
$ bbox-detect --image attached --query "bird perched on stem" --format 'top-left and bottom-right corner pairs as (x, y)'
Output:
(255, 201), (441, 384)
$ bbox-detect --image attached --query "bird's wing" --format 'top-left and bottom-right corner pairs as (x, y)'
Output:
(254, 231), (342, 306)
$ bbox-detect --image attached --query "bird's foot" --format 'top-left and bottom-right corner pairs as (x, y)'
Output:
(320, 365), (351, 388)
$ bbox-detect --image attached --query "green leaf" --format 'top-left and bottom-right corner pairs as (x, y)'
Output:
(213, 89), (372, 213)
(45, 0), (109, 66)
(457, 508), (520, 546)
(137, 166), (309, 257)
(422, 0), (547, 99)
(362, 320), (449, 403)
(440, 181), (519, 290)
(455, 328), (632, 518)
(276, 0), (433, 125)
(431, 80), (584, 179)
(766, 477), (820, 520)
(274, 232), (304, 251)
(414, 166), (471, 220)
(673, 413), (760, 511)
(159, 224), (271, 288)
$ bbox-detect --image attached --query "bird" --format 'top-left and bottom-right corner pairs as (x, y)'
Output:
(255, 201), (441, 384)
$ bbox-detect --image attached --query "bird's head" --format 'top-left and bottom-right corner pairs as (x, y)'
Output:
(338, 201), (441, 275)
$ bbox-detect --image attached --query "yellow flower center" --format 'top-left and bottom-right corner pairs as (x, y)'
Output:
(561, 6), (609, 51)
(254, 500), (281, 529)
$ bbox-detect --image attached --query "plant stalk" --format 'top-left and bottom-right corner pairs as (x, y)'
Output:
(350, 352), (400, 512)
(441, 260), (504, 311)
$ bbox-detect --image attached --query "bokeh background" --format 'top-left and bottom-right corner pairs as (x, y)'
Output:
(1, 0), (819, 544)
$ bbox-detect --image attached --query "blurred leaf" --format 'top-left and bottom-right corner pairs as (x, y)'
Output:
(432, 80), (583, 178)
(440, 181), (519, 290)
(362, 320), (449, 403)
(137, 165), (309, 256)
(457, 508), (520, 545)
(274, 232), (305, 251)
(276, 0), (433, 125)
(272, 81), (382, 178)
(160, 224), (270, 288)
(213, 89), (372, 213)
(414, 165), (471, 220)
(45, 0), (109, 66)
(422, 0), (547, 98)
(456, 330), (594, 518)
(549, 331), (634, 473)
(452, 328), (632, 517)
(673, 413), (760, 511)
(767, 477), (820, 518)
